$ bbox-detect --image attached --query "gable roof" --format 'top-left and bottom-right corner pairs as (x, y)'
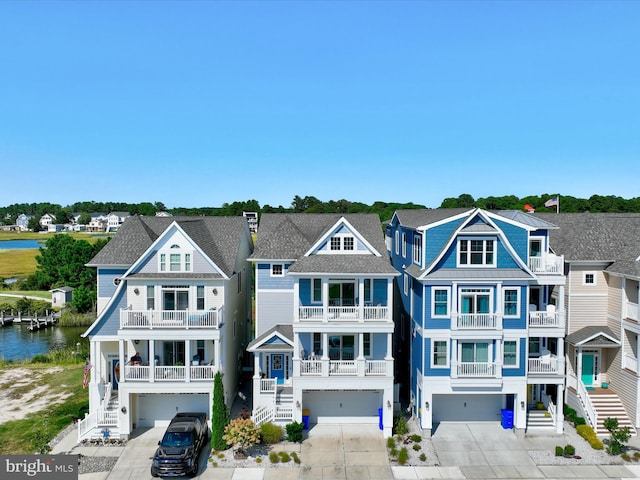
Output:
(534, 213), (640, 278)
(247, 324), (294, 352)
(251, 213), (397, 275)
(566, 325), (620, 347)
(87, 215), (251, 277)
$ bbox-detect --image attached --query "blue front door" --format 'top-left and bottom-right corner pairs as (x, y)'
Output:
(270, 354), (284, 384)
(582, 353), (595, 386)
(112, 359), (120, 390)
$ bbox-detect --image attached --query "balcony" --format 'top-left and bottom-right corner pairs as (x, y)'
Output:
(528, 355), (562, 375)
(626, 301), (639, 322)
(453, 313), (500, 330)
(298, 358), (390, 377)
(454, 362), (499, 377)
(624, 353), (637, 373)
(529, 309), (564, 329)
(120, 308), (221, 329)
(123, 364), (217, 382)
(298, 305), (390, 323)
(529, 254), (564, 275)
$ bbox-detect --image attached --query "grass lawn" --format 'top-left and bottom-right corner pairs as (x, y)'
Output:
(0, 231), (109, 241)
(0, 249), (39, 277)
(0, 363), (88, 454)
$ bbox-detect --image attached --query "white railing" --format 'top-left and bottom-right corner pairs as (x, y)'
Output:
(578, 380), (598, 430)
(365, 360), (387, 376)
(298, 305), (390, 322)
(529, 254), (564, 274)
(155, 366), (185, 381)
(300, 360), (322, 375)
(627, 301), (639, 322)
(457, 362), (497, 377)
(456, 314), (498, 329)
(77, 407), (119, 442)
(329, 360), (357, 375)
(548, 401), (557, 426)
(191, 365), (216, 380)
(328, 306), (359, 320)
(260, 378), (276, 394)
(625, 353), (638, 373)
(529, 311), (563, 328)
(125, 365), (150, 380)
(299, 306), (324, 321)
(364, 306), (389, 320)
(102, 382), (112, 404)
(120, 308), (221, 329)
(274, 405), (294, 421)
(97, 409), (119, 426)
(528, 356), (560, 374)
(78, 412), (97, 440)
(251, 405), (274, 427)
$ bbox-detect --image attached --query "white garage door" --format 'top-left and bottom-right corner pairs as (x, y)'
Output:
(136, 393), (210, 428)
(302, 390), (381, 424)
(433, 394), (503, 423)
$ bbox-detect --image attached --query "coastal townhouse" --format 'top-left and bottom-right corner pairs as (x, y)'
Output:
(78, 215), (253, 441)
(247, 213), (399, 437)
(536, 213), (640, 436)
(387, 208), (566, 436)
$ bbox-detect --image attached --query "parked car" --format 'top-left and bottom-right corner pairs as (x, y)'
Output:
(150, 412), (209, 477)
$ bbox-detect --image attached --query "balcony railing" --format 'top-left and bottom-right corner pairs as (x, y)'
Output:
(456, 362), (498, 377)
(123, 365), (217, 382)
(624, 353), (638, 373)
(529, 254), (564, 274)
(299, 358), (390, 377)
(455, 314), (499, 329)
(529, 310), (564, 328)
(528, 355), (561, 374)
(120, 308), (221, 329)
(298, 305), (390, 322)
(626, 301), (639, 322)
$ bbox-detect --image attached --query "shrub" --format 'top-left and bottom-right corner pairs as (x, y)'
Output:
(260, 422), (283, 444)
(397, 447), (409, 465)
(634, 451), (640, 459)
(419, 453), (427, 462)
(576, 424), (604, 450)
(285, 421), (304, 443)
(604, 417), (632, 456)
(412, 444), (421, 451)
(223, 418), (260, 454)
(389, 448), (398, 457)
(278, 451), (291, 463)
(211, 372), (229, 450)
(573, 417), (586, 427)
(555, 446), (564, 456)
(564, 444), (575, 456)
(622, 453), (631, 462)
(410, 434), (422, 443)
(291, 452), (300, 464)
(386, 437), (396, 449)
(394, 416), (409, 436)
(269, 452), (279, 463)
(255, 457), (262, 464)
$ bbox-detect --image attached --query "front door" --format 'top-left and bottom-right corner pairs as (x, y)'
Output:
(581, 353), (595, 386)
(112, 359), (120, 390)
(270, 354), (284, 384)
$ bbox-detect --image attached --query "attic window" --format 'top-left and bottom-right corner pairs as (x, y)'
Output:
(330, 235), (355, 251)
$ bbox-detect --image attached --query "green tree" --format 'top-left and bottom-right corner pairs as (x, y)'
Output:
(78, 213), (92, 225)
(71, 286), (95, 314)
(604, 417), (631, 455)
(211, 371), (229, 450)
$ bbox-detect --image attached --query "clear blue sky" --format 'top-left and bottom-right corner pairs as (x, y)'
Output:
(1, 1), (638, 209)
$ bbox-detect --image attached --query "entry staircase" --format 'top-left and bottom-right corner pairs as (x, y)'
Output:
(252, 386), (294, 427)
(77, 384), (120, 442)
(587, 389), (636, 436)
(526, 409), (555, 433)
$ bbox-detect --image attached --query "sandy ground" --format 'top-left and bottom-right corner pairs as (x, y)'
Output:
(0, 366), (71, 424)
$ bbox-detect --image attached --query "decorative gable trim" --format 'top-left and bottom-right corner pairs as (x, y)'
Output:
(247, 330), (295, 352)
(415, 210), (471, 232)
(305, 217), (381, 257)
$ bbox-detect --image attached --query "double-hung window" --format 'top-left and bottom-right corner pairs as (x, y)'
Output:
(432, 340), (448, 367)
(413, 234), (422, 265)
(458, 239), (495, 266)
(503, 288), (519, 317)
(503, 340), (518, 367)
(432, 287), (450, 317)
(159, 244), (192, 272)
(401, 233), (407, 258)
(312, 279), (322, 303)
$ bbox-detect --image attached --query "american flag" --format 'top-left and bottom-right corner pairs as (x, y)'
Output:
(82, 361), (92, 389)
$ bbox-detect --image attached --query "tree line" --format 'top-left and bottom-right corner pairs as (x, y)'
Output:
(2, 194), (640, 226)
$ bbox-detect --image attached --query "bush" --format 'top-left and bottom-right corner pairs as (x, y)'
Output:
(410, 434), (422, 443)
(285, 421), (304, 443)
(412, 444), (421, 451)
(255, 457), (262, 464)
(278, 451), (291, 463)
(622, 453), (631, 462)
(269, 452), (279, 463)
(573, 417), (586, 427)
(555, 446), (564, 456)
(223, 418), (260, 453)
(260, 422), (283, 444)
(291, 452), (300, 464)
(419, 453), (427, 462)
(564, 444), (575, 456)
(387, 437), (396, 449)
(389, 448), (398, 457)
(576, 424), (604, 450)
(393, 416), (409, 436)
(397, 447), (409, 465)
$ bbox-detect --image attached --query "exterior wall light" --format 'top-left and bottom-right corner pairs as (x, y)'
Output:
(121, 406), (127, 414)
(425, 401), (429, 411)
(212, 288), (218, 295)
(133, 288), (140, 295)
(520, 401), (525, 410)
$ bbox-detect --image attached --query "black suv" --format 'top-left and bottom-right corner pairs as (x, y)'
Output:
(150, 412), (209, 477)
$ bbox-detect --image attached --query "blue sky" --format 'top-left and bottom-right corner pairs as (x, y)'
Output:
(1, 1), (638, 209)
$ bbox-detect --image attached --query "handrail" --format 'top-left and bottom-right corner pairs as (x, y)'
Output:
(578, 380), (598, 429)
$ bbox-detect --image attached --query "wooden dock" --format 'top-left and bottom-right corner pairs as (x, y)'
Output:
(0, 311), (59, 330)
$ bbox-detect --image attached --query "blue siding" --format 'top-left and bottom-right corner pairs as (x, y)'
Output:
(412, 280), (423, 326)
(503, 285), (528, 330)
(425, 219), (465, 266)
(424, 286), (450, 330)
(90, 287), (129, 337)
(411, 330), (423, 375)
(299, 278), (311, 305)
(257, 263), (294, 290)
(493, 219), (528, 263)
(422, 337), (451, 377)
(98, 268), (126, 298)
(371, 333), (387, 358)
(503, 338), (527, 377)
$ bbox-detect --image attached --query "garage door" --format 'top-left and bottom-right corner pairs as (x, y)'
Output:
(433, 394), (502, 423)
(136, 393), (210, 428)
(302, 390), (381, 424)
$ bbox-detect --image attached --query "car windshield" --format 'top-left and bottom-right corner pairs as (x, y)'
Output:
(162, 431), (194, 447)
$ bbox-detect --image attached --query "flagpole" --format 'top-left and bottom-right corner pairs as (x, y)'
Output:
(557, 195), (559, 214)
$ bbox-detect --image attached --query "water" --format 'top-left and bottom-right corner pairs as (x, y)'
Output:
(0, 324), (86, 361)
(0, 239), (45, 250)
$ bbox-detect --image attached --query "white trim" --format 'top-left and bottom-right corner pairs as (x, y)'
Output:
(395, 230), (399, 256)
(402, 233), (407, 258)
(413, 234), (422, 266)
(305, 217), (381, 257)
(431, 339), (449, 368)
(583, 271), (597, 286)
(403, 274), (409, 296)
(503, 339), (519, 368)
(457, 237), (496, 268)
(271, 263), (285, 277)
(503, 287), (520, 318)
(431, 286), (451, 318)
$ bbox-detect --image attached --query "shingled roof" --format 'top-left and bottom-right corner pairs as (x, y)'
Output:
(534, 213), (640, 278)
(250, 213), (398, 276)
(87, 215), (250, 277)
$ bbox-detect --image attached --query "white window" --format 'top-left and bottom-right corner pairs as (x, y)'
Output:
(403, 274), (409, 295)
(364, 279), (373, 304)
(312, 279), (322, 303)
(432, 340), (448, 367)
(458, 239), (496, 267)
(271, 264), (284, 277)
(583, 272), (597, 286)
(196, 286), (205, 310)
(160, 253), (166, 272)
(402, 233), (407, 258)
(330, 237), (341, 251)
(343, 237), (354, 250)
(146, 285), (155, 309)
(432, 287), (450, 317)
(395, 231), (399, 255)
(503, 288), (519, 317)
(330, 235), (355, 251)
(159, 244), (192, 272)
(503, 340), (518, 367)
(413, 234), (422, 265)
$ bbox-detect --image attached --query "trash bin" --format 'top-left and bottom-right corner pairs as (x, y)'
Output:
(302, 409), (310, 430)
(378, 408), (383, 430)
(500, 408), (514, 429)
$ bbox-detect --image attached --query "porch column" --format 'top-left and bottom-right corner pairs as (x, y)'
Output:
(496, 282), (503, 329)
(358, 279), (365, 322)
(558, 285), (566, 329)
(185, 341), (191, 382)
(149, 341), (156, 383)
(451, 339), (458, 378)
(386, 333), (394, 377)
(451, 282), (458, 329)
(293, 333), (301, 376)
(494, 340), (502, 378)
(557, 337), (565, 374)
(119, 339), (125, 384)
(556, 385), (564, 434)
(322, 333), (329, 376)
(89, 341), (100, 409)
(322, 279), (329, 322)
(387, 279), (393, 317)
(293, 280), (299, 322)
(576, 347), (583, 385)
(622, 278), (627, 319)
(214, 340), (221, 371)
(357, 333), (365, 376)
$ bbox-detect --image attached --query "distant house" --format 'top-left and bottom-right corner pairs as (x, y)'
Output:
(40, 213), (56, 228)
(243, 212), (258, 233)
(155, 211), (173, 217)
(16, 214), (33, 231)
(47, 224), (63, 233)
(88, 214), (108, 232)
(107, 212), (130, 232)
(50, 287), (74, 306)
